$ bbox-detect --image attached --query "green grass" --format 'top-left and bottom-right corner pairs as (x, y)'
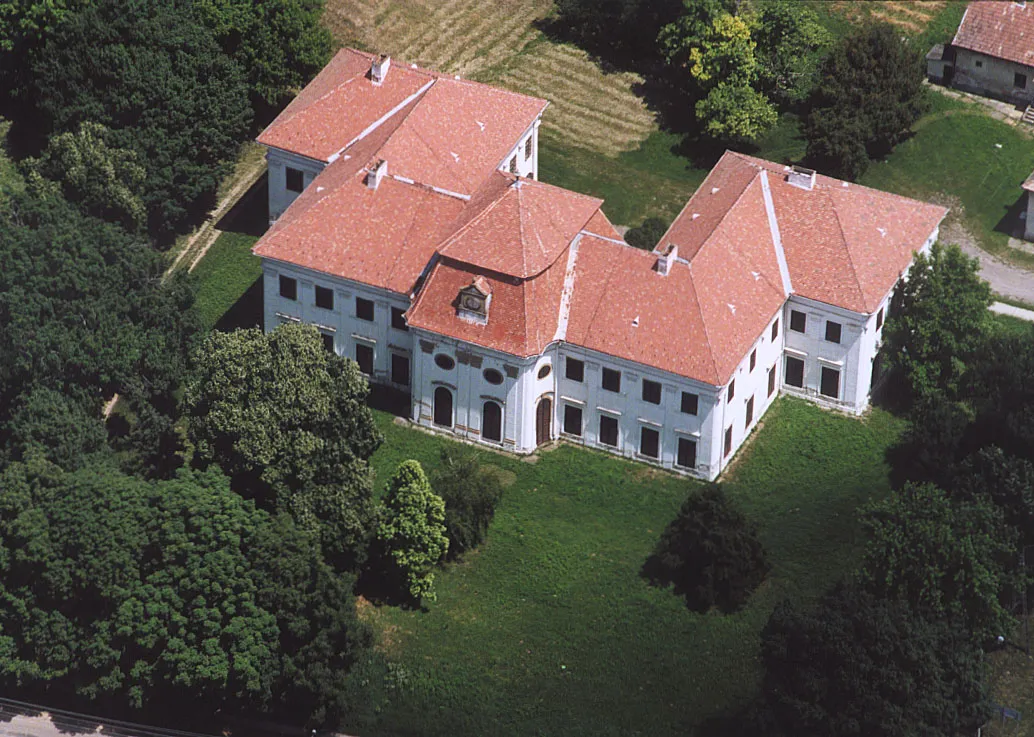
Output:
(860, 92), (1034, 268)
(190, 231), (262, 330)
(345, 398), (904, 737)
(990, 312), (1034, 339)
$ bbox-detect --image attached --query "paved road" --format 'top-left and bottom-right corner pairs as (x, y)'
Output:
(991, 302), (1034, 321)
(944, 222), (1034, 304)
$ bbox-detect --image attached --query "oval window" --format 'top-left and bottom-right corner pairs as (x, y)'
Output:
(537, 364), (552, 379)
(484, 368), (504, 385)
(435, 354), (456, 371)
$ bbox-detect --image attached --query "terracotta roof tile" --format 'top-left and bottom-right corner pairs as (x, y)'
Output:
(584, 209), (623, 240)
(953, 1), (1034, 67)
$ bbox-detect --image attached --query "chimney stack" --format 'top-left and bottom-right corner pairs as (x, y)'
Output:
(656, 243), (678, 276)
(787, 164), (816, 191)
(367, 159), (388, 190)
(371, 55), (391, 84)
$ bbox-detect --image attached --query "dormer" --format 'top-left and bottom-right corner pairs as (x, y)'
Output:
(787, 165), (816, 191)
(457, 277), (491, 324)
(370, 55), (391, 85)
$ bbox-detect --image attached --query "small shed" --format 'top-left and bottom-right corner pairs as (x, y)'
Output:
(1023, 170), (1034, 240)
(926, 43), (956, 84)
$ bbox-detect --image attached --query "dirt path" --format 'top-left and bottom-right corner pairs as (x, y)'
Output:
(942, 221), (1034, 303)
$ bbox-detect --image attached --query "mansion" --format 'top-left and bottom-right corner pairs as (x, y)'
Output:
(253, 49), (947, 481)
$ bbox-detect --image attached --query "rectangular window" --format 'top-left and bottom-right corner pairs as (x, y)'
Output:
(1017, 72), (1028, 89)
(356, 297), (374, 322)
(681, 391), (698, 415)
(790, 309), (806, 333)
(820, 366), (840, 399)
(315, 285), (334, 310)
(642, 379), (662, 405)
(566, 357), (585, 382)
(876, 307), (884, 330)
(564, 405), (583, 436)
(391, 353), (410, 386)
(525, 136), (533, 160)
(599, 415), (619, 447)
(728, 379), (735, 401)
(975, 58), (983, 68)
(825, 320), (842, 344)
(321, 332), (335, 353)
(785, 356), (805, 388)
(771, 319), (779, 341)
(286, 167), (304, 193)
(602, 367), (621, 393)
(724, 425), (733, 457)
(749, 349), (757, 372)
(768, 366), (776, 397)
(676, 437), (697, 469)
(640, 427), (659, 459)
(745, 396), (754, 427)
(355, 343), (374, 375)
(509, 155), (517, 173)
(391, 307), (408, 331)
(279, 275), (297, 301)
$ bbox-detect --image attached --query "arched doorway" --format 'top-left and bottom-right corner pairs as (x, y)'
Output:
(535, 396), (552, 446)
(482, 401), (502, 442)
(433, 387), (453, 428)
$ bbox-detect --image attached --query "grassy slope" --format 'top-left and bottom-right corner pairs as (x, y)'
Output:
(190, 232), (261, 330)
(345, 398), (903, 737)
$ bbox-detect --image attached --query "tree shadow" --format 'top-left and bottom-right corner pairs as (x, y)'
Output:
(355, 559), (424, 611)
(994, 193), (1029, 240)
(366, 385), (411, 417)
(214, 277), (264, 332)
(216, 172), (269, 238)
(640, 554), (720, 615)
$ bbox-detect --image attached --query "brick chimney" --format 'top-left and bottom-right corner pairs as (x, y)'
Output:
(371, 55), (391, 84)
(367, 159), (388, 190)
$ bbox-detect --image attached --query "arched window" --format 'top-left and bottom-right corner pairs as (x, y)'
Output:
(433, 387), (453, 428)
(482, 401), (502, 442)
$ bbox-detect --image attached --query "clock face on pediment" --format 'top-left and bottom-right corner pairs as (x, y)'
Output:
(462, 294), (483, 311)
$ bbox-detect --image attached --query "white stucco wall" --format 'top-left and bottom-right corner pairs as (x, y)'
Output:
(953, 48), (1034, 104)
(498, 120), (541, 180)
(267, 148), (326, 223)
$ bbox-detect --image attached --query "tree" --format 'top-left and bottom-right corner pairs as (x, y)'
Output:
(0, 458), (370, 722)
(2, 386), (108, 469)
(955, 447), (1034, 546)
(625, 216), (670, 250)
(883, 242), (991, 401)
(642, 485), (769, 612)
(431, 446), (504, 559)
(752, 0), (830, 106)
(27, 0), (252, 242)
(25, 122), (146, 231)
(696, 82), (778, 142)
(183, 325), (382, 570)
(804, 23), (928, 179)
(964, 331), (1034, 465)
(761, 582), (989, 737)
(550, 0), (685, 64)
(887, 393), (973, 489)
(376, 460), (449, 604)
(859, 482), (1014, 645)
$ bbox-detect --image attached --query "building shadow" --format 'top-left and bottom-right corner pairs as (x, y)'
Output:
(366, 384), (411, 417)
(214, 277), (264, 332)
(995, 193), (1029, 239)
(216, 172), (270, 238)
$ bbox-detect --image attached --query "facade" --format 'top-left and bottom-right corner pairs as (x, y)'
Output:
(929, 1), (1034, 105)
(253, 48), (947, 481)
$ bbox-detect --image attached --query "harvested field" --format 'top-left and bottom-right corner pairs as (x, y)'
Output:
(829, 0), (947, 34)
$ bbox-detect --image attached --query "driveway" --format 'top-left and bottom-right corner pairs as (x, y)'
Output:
(941, 221), (1034, 303)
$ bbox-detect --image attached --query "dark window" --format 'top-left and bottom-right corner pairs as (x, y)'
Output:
(509, 155), (517, 173)
(525, 136), (533, 160)
(820, 366), (840, 399)
(790, 310), (806, 333)
(433, 387), (453, 427)
(676, 437), (697, 469)
(640, 427), (659, 459)
(602, 367), (621, 393)
(771, 319), (779, 341)
(724, 426), (733, 457)
(356, 297), (374, 321)
(391, 307), (408, 331)
(279, 275), (297, 301)
(391, 353), (410, 386)
(876, 308), (884, 330)
(599, 415), (619, 447)
(483, 368), (504, 385)
(681, 392), (699, 415)
(563, 404), (583, 436)
(768, 366), (776, 397)
(728, 379), (735, 401)
(745, 396), (754, 427)
(482, 401), (502, 442)
(785, 356), (804, 388)
(538, 364), (552, 379)
(825, 320), (842, 344)
(1017, 72), (1028, 89)
(355, 343), (373, 375)
(286, 167), (304, 193)
(321, 333), (335, 353)
(749, 349), (757, 372)
(642, 379), (662, 404)
(315, 285), (334, 310)
(566, 357), (585, 382)
(975, 58), (983, 68)
(435, 353), (455, 371)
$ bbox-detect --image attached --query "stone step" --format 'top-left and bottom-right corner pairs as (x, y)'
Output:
(1023, 105), (1034, 124)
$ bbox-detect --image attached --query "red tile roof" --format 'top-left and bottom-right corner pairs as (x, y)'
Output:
(438, 172), (604, 278)
(953, 1), (1034, 68)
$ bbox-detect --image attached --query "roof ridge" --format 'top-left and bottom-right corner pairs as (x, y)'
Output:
(517, 182), (531, 276)
(827, 190), (868, 311)
(519, 176), (605, 204)
(694, 169), (765, 261)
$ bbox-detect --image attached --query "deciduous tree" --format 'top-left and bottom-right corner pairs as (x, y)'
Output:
(431, 446), (504, 559)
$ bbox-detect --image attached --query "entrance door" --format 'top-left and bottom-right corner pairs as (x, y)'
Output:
(482, 401), (502, 442)
(433, 387), (453, 427)
(535, 397), (552, 446)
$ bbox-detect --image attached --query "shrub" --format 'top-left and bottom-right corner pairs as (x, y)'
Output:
(624, 216), (670, 250)
(642, 484), (769, 612)
(431, 446), (504, 559)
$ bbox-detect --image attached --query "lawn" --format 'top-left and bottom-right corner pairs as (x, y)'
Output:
(190, 231), (262, 330)
(343, 398), (904, 737)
